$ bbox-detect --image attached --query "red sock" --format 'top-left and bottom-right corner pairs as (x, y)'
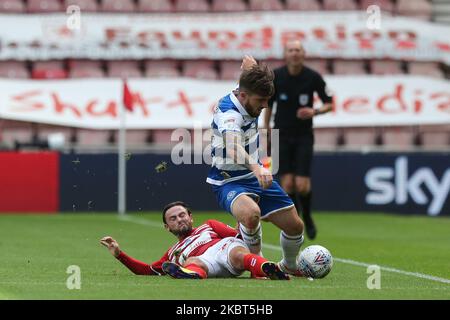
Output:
(184, 264), (207, 279)
(243, 254), (268, 278)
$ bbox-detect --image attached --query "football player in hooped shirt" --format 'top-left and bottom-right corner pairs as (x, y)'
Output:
(100, 201), (289, 280)
(206, 56), (305, 277)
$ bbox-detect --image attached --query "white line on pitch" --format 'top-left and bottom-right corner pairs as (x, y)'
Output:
(119, 215), (450, 285)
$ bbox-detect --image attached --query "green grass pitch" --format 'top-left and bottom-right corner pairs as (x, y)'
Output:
(0, 212), (449, 300)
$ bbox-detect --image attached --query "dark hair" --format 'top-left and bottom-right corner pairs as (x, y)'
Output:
(239, 64), (275, 97)
(162, 201), (192, 224)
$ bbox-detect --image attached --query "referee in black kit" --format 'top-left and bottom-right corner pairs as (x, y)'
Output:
(264, 40), (333, 240)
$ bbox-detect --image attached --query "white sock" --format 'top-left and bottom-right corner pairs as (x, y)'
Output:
(280, 231), (304, 270)
(239, 223), (262, 255)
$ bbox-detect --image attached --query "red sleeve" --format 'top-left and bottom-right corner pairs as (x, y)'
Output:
(116, 251), (168, 276)
(206, 219), (240, 239)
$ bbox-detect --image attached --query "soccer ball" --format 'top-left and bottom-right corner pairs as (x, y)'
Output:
(298, 245), (333, 279)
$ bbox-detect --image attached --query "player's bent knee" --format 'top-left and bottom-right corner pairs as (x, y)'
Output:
(284, 216), (304, 236)
(238, 203), (261, 229)
(229, 246), (249, 271)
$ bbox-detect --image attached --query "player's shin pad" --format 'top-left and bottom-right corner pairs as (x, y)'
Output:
(239, 223), (262, 254)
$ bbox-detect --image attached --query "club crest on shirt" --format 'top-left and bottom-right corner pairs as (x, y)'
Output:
(279, 93), (288, 101)
(299, 94), (309, 106)
(227, 190), (237, 201)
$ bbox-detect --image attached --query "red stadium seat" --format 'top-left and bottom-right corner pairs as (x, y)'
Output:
(419, 125), (450, 149)
(0, 0), (25, 12)
(182, 60), (218, 80)
(138, 0), (173, 13)
(0, 61), (29, 79)
(333, 60), (367, 75)
(175, 0), (210, 12)
(249, 0), (283, 11)
(211, 0), (247, 12)
(264, 59), (285, 70)
(305, 59), (329, 75)
(145, 60), (180, 78)
(65, 0), (98, 12)
(69, 68), (105, 78)
(314, 128), (339, 148)
(27, 0), (62, 12)
(382, 126), (414, 148)
(76, 129), (111, 146)
(219, 60), (242, 80)
(370, 60), (404, 75)
(360, 0), (394, 13)
(343, 128), (377, 147)
(396, 0), (432, 20)
(323, 0), (358, 10)
(152, 129), (175, 144)
(37, 125), (73, 145)
(101, 0), (135, 12)
(68, 59), (104, 77)
(0, 121), (34, 145)
(286, 0), (321, 11)
(32, 60), (67, 79)
(408, 61), (444, 79)
(107, 60), (142, 78)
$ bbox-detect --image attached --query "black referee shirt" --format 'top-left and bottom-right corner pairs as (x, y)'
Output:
(269, 65), (333, 134)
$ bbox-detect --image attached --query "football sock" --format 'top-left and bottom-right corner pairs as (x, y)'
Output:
(184, 264), (207, 279)
(239, 223), (262, 255)
(243, 254), (268, 278)
(280, 231), (304, 270)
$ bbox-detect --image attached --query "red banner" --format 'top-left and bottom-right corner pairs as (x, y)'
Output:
(0, 152), (59, 213)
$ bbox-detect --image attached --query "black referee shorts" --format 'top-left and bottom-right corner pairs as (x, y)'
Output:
(277, 130), (314, 177)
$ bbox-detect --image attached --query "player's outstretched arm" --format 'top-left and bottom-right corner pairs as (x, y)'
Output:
(100, 236), (163, 275)
(100, 236), (120, 257)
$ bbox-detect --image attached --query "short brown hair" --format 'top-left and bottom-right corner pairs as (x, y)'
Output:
(239, 64), (275, 97)
(162, 201), (192, 224)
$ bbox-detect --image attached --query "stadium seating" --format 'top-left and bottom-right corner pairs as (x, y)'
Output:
(32, 60), (68, 79)
(65, 0), (98, 12)
(107, 60), (142, 78)
(419, 125), (450, 149)
(323, 0), (358, 11)
(145, 60), (180, 78)
(219, 60), (242, 80)
(342, 127), (378, 147)
(0, 0), (25, 13)
(0, 121), (34, 145)
(333, 60), (367, 75)
(249, 0), (284, 11)
(396, 0), (432, 20)
(370, 60), (404, 75)
(0, 61), (29, 79)
(211, 0), (247, 12)
(27, 0), (62, 13)
(314, 128), (340, 148)
(305, 59), (329, 74)
(286, 0), (321, 11)
(175, 0), (210, 12)
(101, 0), (136, 13)
(182, 60), (218, 80)
(360, 0), (394, 13)
(138, 0), (173, 13)
(408, 61), (444, 78)
(382, 126), (415, 148)
(68, 60), (105, 78)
